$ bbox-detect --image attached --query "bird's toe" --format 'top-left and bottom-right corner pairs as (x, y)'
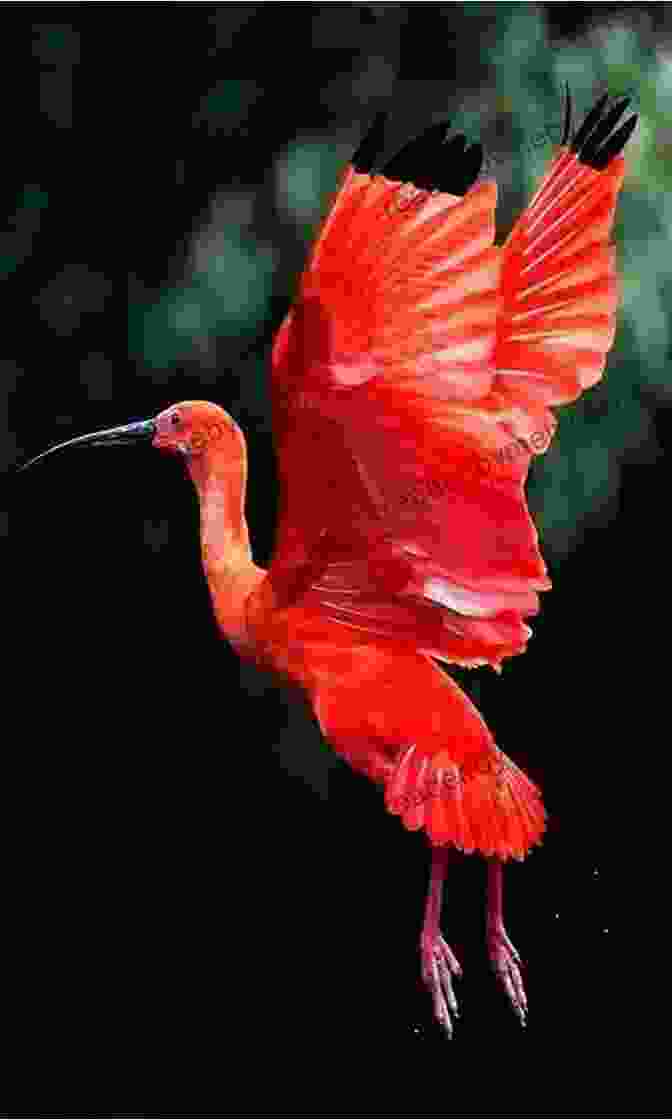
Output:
(488, 924), (527, 1025)
(421, 934), (462, 1037)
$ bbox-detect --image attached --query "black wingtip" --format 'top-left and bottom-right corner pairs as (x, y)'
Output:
(560, 81), (573, 146)
(571, 93), (637, 170)
(352, 110), (388, 174)
(435, 140), (483, 195)
(380, 119), (482, 197)
(382, 119), (452, 189)
(571, 92), (609, 152)
(589, 113), (638, 170)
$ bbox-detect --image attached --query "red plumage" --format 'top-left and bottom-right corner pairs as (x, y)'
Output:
(261, 108), (631, 866)
(25, 91), (637, 1034)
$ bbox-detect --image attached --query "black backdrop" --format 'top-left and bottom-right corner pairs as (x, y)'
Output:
(7, 4), (670, 1114)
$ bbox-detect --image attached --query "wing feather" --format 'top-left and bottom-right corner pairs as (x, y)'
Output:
(267, 98), (636, 668)
(494, 94), (637, 432)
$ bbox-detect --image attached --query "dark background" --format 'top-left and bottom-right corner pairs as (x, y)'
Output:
(7, 3), (671, 1113)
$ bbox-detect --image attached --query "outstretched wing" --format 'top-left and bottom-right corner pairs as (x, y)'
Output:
(492, 92), (637, 447)
(267, 96), (636, 669)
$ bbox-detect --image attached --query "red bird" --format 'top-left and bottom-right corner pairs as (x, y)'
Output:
(23, 91), (637, 1035)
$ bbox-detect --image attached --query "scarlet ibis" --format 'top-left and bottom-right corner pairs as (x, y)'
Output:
(22, 91), (637, 1035)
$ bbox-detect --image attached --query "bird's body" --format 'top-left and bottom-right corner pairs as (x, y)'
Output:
(186, 410), (545, 857)
(23, 90), (637, 1035)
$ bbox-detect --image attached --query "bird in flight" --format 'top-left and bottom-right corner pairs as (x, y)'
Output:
(22, 90), (637, 1036)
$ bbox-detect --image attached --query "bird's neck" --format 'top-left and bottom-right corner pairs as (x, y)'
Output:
(187, 449), (264, 647)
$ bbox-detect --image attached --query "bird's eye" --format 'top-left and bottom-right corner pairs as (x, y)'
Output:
(171, 412), (181, 428)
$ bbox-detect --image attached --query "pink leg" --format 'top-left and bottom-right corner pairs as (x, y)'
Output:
(486, 859), (528, 1025)
(420, 847), (463, 1038)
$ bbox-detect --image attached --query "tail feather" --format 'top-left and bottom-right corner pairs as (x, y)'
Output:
(302, 626), (546, 860)
(385, 742), (546, 860)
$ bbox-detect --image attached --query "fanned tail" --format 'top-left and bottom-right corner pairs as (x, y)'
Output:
(375, 663), (546, 860)
(385, 741), (546, 861)
(300, 624), (547, 862)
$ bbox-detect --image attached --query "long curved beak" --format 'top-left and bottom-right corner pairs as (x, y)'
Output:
(19, 419), (157, 471)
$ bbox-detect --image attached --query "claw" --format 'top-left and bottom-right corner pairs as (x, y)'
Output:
(421, 934), (462, 1038)
(438, 934), (463, 976)
(488, 923), (528, 1025)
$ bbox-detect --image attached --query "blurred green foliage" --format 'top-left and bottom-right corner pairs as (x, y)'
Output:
(127, 5), (669, 559)
(2, 185), (49, 279)
(497, 2), (670, 552)
(133, 230), (276, 370)
(192, 77), (259, 136)
(447, 4), (672, 556)
(276, 138), (345, 240)
(30, 3), (653, 562)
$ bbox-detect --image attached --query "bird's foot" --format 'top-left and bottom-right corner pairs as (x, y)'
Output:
(487, 922), (527, 1025)
(420, 932), (462, 1038)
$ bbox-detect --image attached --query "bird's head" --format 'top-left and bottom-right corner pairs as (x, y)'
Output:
(153, 401), (243, 462)
(20, 400), (245, 472)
